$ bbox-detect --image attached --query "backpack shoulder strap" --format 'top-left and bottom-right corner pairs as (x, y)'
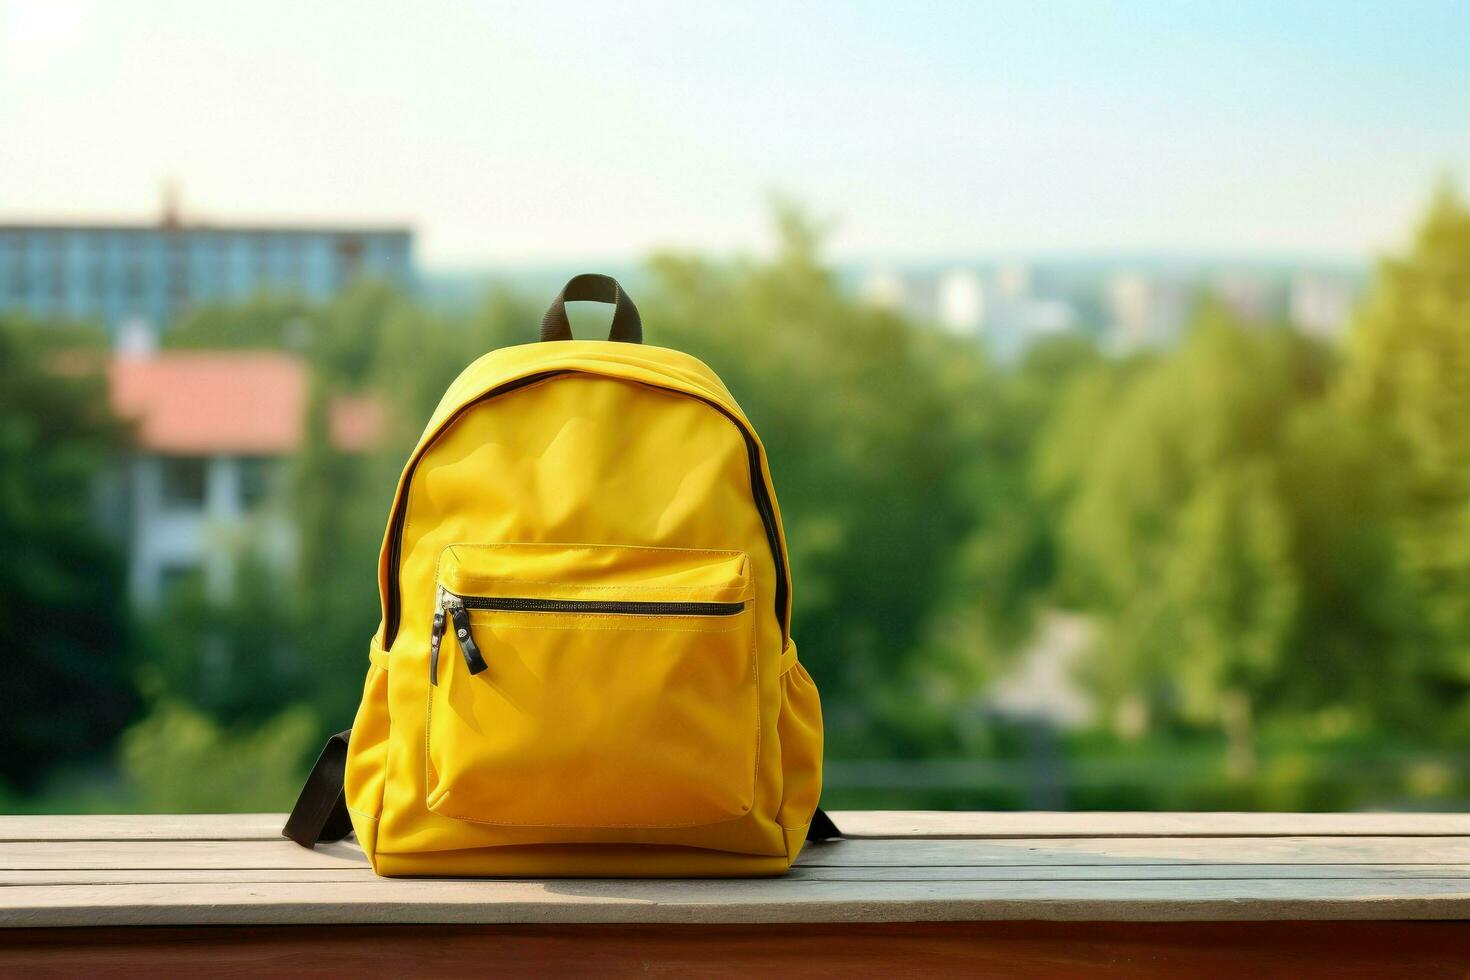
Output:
(805, 805), (843, 842)
(283, 729), (844, 849)
(282, 729), (354, 848)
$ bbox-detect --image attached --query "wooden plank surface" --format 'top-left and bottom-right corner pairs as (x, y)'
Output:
(0, 814), (285, 842)
(4, 836), (1467, 870)
(836, 810), (1470, 838)
(2, 813), (1469, 927)
(5, 877), (1470, 927)
(7, 810), (1470, 841)
(9, 864), (1470, 886)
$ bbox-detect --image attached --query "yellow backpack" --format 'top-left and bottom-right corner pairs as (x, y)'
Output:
(285, 275), (833, 876)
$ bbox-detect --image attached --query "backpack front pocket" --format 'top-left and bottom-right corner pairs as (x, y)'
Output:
(425, 543), (759, 829)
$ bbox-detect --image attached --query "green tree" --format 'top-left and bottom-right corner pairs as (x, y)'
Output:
(167, 294), (317, 351)
(1273, 405), (1428, 730)
(117, 701), (319, 811)
(136, 553), (302, 723)
(952, 335), (1107, 650)
(1048, 307), (1336, 756)
(1341, 184), (1470, 721)
(0, 319), (139, 789)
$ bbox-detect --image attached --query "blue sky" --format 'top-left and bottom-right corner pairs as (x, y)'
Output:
(2, 1), (1467, 266)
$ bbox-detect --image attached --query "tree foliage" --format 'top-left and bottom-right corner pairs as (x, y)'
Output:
(0, 320), (138, 789)
(1342, 184), (1470, 716)
(1038, 189), (1470, 755)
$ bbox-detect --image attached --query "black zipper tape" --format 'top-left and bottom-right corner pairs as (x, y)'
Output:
(456, 596), (746, 617)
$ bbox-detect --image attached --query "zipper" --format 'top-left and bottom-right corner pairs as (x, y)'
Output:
(429, 604), (446, 685)
(458, 596), (745, 617)
(429, 587), (747, 683)
(385, 370), (789, 651)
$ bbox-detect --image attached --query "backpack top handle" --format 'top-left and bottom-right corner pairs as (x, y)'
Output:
(540, 273), (643, 344)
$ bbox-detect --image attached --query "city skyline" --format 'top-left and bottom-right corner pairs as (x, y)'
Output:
(3, 1), (1467, 267)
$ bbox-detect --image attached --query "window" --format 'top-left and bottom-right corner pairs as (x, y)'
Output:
(335, 235), (363, 286)
(237, 457), (277, 510)
(159, 457), (208, 510)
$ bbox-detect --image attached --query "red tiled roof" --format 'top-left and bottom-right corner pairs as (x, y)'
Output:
(108, 351), (381, 455)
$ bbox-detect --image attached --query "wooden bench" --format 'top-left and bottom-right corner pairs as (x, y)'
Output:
(3, 812), (1469, 975)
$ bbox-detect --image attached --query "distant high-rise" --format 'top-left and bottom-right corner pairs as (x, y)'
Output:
(1289, 272), (1359, 340)
(1212, 272), (1273, 323)
(0, 192), (414, 337)
(1106, 271), (1190, 351)
(859, 268), (908, 312)
(937, 268), (985, 336)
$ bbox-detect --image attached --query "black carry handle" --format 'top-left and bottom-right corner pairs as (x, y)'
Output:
(540, 273), (642, 344)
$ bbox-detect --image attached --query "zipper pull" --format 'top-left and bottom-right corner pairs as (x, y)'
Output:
(429, 587), (448, 686)
(429, 610), (446, 688)
(447, 598), (489, 675)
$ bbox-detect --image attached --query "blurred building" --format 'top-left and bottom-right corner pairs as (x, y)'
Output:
(937, 268), (986, 336)
(859, 260), (1361, 358)
(982, 263), (1077, 364)
(1212, 272), (1274, 323)
(895, 264), (1080, 363)
(0, 194), (413, 339)
(984, 611), (1095, 729)
(106, 349), (380, 607)
(858, 267), (909, 312)
(1105, 271), (1191, 351)
(1289, 272), (1359, 340)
